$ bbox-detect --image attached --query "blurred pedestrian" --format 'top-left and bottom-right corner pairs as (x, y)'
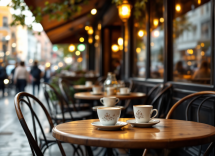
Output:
(0, 63), (8, 97)
(30, 61), (42, 96)
(43, 67), (51, 83)
(193, 61), (211, 79)
(14, 61), (29, 93)
(11, 62), (18, 92)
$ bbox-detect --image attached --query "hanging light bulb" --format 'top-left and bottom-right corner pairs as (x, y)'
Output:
(111, 44), (119, 52)
(91, 8), (97, 15)
(118, 0), (131, 22)
(175, 4), (181, 12)
(118, 38), (123, 46)
(85, 26), (89, 31)
(88, 36), (93, 44)
(79, 37), (84, 42)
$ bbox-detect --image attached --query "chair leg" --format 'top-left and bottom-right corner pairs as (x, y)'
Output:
(85, 146), (93, 156)
(142, 149), (147, 156)
(204, 142), (215, 156)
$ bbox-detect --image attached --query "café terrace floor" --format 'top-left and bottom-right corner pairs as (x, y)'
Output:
(0, 85), (129, 156)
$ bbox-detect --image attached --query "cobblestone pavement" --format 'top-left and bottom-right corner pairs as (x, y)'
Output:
(0, 85), (128, 156)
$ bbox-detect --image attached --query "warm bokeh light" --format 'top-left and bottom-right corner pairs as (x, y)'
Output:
(198, 0), (201, 4)
(196, 45), (201, 49)
(75, 51), (81, 56)
(91, 8), (97, 15)
(151, 42), (154, 46)
(45, 62), (51, 67)
(98, 23), (102, 30)
(136, 48), (141, 53)
(54, 65), (58, 70)
(88, 37), (93, 44)
(187, 49), (193, 54)
(201, 51), (205, 56)
(77, 57), (83, 63)
(4, 79), (9, 85)
(187, 61), (192, 66)
(111, 44), (119, 52)
(58, 62), (63, 67)
(118, 0), (131, 22)
(64, 57), (73, 64)
(153, 19), (159, 27)
(6, 51), (10, 55)
(175, 4), (181, 12)
(85, 26), (89, 31)
(88, 26), (94, 35)
(201, 43), (205, 47)
(12, 43), (16, 47)
(153, 30), (160, 37)
(79, 37), (84, 42)
(118, 38), (123, 46)
(69, 44), (75, 52)
(95, 35), (99, 40)
(160, 18), (164, 23)
(138, 30), (144, 37)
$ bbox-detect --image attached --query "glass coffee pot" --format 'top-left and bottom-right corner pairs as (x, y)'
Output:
(103, 72), (118, 92)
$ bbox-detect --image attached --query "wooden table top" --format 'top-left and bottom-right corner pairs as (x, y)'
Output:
(74, 92), (146, 100)
(52, 118), (215, 149)
(73, 85), (92, 90)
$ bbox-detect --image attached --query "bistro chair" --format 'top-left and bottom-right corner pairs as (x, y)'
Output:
(14, 92), (66, 156)
(58, 78), (91, 111)
(144, 91), (215, 156)
(125, 83), (172, 118)
(166, 91), (215, 156)
(43, 83), (91, 124)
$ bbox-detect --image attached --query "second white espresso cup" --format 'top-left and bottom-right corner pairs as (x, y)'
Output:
(100, 97), (120, 107)
(120, 87), (130, 94)
(133, 105), (158, 123)
(97, 107), (121, 125)
(85, 81), (93, 86)
(92, 86), (102, 93)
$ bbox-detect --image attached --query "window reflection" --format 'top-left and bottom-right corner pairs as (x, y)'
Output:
(150, 0), (164, 79)
(133, 11), (147, 77)
(173, 0), (211, 84)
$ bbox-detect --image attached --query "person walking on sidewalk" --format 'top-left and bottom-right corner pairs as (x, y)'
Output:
(30, 61), (42, 96)
(0, 63), (8, 97)
(14, 61), (29, 93)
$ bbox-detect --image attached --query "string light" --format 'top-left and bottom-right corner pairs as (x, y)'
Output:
(153, 19), (159, 27)
(175, 4), (181, 12)
(91, 8), (97, 15)
(111, 44), (119, 52)
(69, 44), (75, 52)
(160, 18), (164, 23)
(75, 51), (81, 56)
(118, 38), (123, 46)
(85, 26), (89, 31)
(79, 37), (84, 42)
(136, 48), (141, 53)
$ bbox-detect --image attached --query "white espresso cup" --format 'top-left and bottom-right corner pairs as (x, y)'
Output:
(100, 97), (120, 107)
(120, 87), (130, 94)
(92, 86), (102, 93)
(133, 105), (158, 123)
(85, 81), (93, 86)
(97, 107), (121, 126)
(107, 87), (116, 95)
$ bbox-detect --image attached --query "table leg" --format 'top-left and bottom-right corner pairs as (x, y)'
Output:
(128, 149), (144, 156)
(85, 146), (93, 156)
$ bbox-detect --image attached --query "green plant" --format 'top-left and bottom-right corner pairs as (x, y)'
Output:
(3, 0), (148, 30)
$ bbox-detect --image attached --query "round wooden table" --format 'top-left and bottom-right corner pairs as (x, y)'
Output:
(73, 85), (92, 90)
(74, 92), (146, 100)
(52, 118), (215, 149)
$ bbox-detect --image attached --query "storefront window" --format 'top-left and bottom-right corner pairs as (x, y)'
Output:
(173, 0), (211, 84)
(133, 9), (147, 77)
(150, 0), (164, 79)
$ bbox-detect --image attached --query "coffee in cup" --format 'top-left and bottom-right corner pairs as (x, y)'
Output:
(97, 107), (121, 125)
(100, 97), (120, 107)
(93, 86), (102, 93)
(120, 87), (130, 94)
(85, 81), (92, 86)
(133, 105), (158, 123)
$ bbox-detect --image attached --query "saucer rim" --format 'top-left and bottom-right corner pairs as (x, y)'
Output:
(91, 121), (128, 127)
(90, 92), (103, 95)
(116, 92), (130, 95)
(126, 119), (160, 125)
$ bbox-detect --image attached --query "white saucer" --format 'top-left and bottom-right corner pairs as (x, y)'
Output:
(126, 119), (160, 128)
(92, 106), (124, 111)
(91, 121), (127, 130)
(90, 92), (103, 95)
(117, 92), (130, 96)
